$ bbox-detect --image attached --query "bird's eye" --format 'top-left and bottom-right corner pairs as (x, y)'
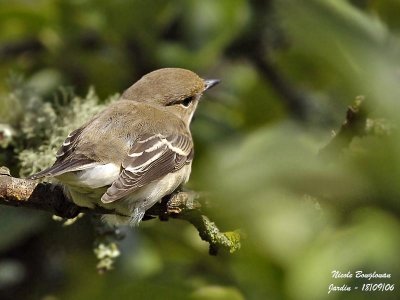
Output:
(181, 96), (194, 107)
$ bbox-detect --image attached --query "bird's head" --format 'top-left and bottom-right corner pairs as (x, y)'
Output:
(122, 68), (219, 124)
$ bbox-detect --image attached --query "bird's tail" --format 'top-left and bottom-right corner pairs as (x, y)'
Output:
(28, 158), (96, 180)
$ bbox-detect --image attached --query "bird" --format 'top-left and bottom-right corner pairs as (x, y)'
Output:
(29, 68), (220, 226)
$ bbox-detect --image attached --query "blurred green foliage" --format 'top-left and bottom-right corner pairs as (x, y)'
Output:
(0, 0), (399, 299)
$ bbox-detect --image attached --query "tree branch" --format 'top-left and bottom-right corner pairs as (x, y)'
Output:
(225, 0), (314, 122)
(319, 96), (366, 157)
(0, 166), (241, 257)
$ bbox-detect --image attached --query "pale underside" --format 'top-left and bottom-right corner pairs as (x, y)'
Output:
(59, 162), (191, 225)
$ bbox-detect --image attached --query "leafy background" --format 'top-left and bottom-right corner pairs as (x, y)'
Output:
(0, 0), (399, 299)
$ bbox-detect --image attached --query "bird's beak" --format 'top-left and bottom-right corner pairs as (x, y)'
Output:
(203, 79), (220, 91)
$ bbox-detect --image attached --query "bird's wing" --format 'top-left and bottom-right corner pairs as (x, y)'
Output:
(28, 127), (97, 179)
(101, 133), (193, 203)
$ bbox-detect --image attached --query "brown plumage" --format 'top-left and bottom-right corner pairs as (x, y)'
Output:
(29, 68), (219, 225)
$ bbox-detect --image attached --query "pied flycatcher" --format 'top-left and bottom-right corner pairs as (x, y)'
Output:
(29, 68), (219, 225)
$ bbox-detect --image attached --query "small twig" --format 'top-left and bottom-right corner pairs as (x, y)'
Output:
(319, 96), (366, 157)
(148, 190), (241, 255)
(225, 0), (314, 122)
